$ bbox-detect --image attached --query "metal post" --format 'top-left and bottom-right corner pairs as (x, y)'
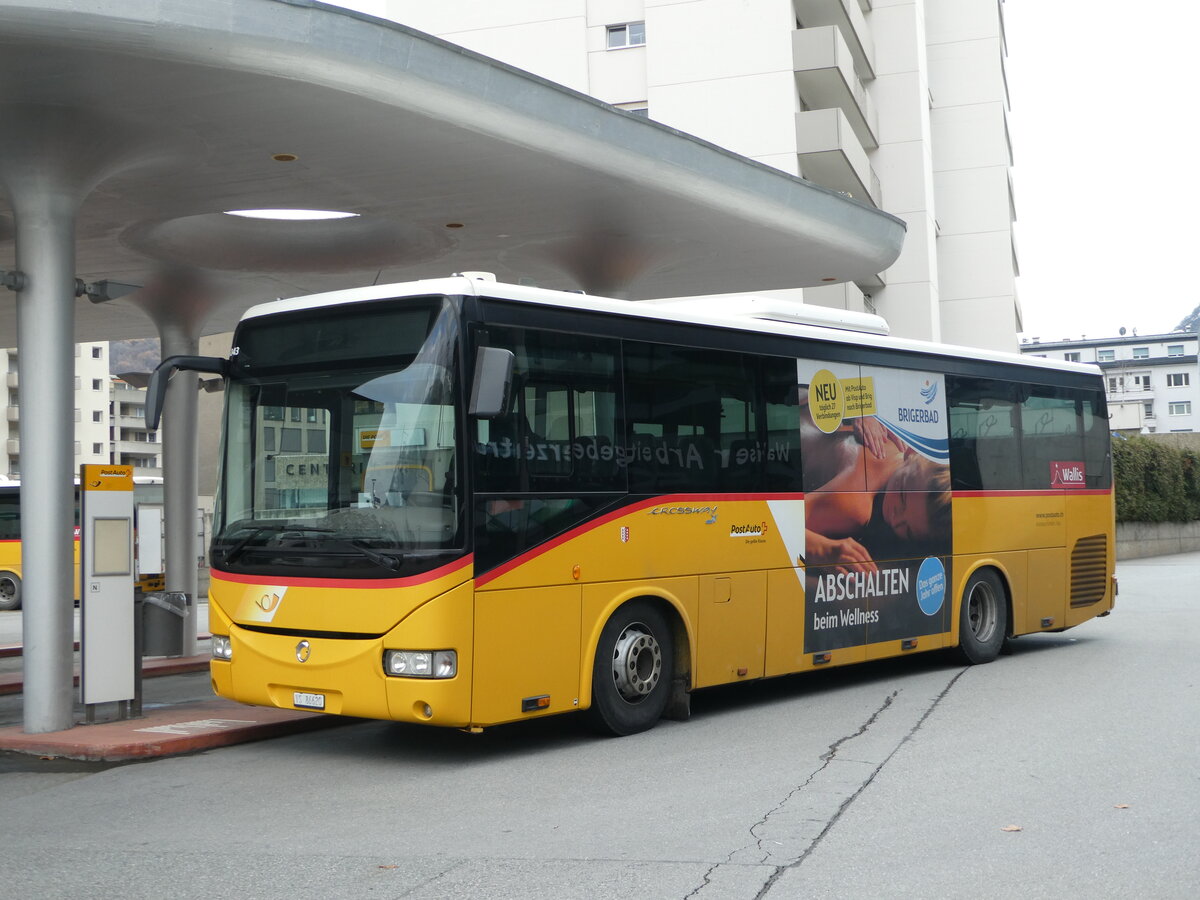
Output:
(12, 188), (78, 734)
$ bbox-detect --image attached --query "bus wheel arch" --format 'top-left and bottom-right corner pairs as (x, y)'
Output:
(586, 596), (689, 735)
(0, 570), (20, 611)
(953, 565), (1009, 665)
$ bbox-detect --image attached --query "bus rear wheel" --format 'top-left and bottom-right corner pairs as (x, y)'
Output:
(0, 571), (21, 611)
(588, 600), (674, 736)
(954, 568), (1007, 664)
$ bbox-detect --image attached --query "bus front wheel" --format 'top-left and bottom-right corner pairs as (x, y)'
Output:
(588, 600), (674, 736)
(954, 568), (1007, 665)
(0, 571), (21, 611)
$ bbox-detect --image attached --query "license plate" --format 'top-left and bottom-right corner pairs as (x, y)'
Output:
(293, 691), (325, 710)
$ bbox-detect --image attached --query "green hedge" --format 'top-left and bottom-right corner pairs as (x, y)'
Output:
(1112, 436), (1200, 523)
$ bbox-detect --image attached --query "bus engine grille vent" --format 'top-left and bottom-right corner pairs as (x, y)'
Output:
(1070, 534), (1108, 608)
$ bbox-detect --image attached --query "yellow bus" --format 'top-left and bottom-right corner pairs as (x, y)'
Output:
(152, 276), (1115, 735)
(0, 476), (164, 610)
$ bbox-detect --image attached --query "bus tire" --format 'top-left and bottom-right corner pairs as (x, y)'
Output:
(0, 571), (20, 611)
(954, 568), (1007, 665)
(588, 600), (674, 736)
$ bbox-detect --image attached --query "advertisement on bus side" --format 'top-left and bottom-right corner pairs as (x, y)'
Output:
(798, 361), (953, 652)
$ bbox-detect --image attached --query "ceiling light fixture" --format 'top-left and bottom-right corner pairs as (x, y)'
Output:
(224, 209), (359, 221)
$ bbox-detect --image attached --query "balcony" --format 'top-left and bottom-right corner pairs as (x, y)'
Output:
(6, 439), (17, 455)
(5, 406), (16, 423)
(6, 372), (17, 388)
(117, 439), (157, 456)
(795, 107), (881, 207)
(793, 26), (877, 149)
(793, 0), (874, 80)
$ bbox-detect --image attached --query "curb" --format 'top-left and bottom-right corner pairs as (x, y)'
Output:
(0, 698), (352, 761)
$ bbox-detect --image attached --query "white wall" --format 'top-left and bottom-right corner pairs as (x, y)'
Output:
(926, 0), (1017, 351)
(374, 0), (1019, 349)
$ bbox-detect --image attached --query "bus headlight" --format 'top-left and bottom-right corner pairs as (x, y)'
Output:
(384, 649), (456, 679)
(212, 635), (232, 661)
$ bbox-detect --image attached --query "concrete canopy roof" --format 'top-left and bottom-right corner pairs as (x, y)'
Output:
(0, 0), (904, 346)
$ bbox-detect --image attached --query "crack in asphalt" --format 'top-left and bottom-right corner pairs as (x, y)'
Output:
(684, 668), (969, 898)
(751, 669), (968, 898)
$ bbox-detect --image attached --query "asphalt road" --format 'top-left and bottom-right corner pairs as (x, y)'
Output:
(0, 553), (1196, 899)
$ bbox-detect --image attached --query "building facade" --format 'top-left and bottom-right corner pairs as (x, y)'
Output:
(1021, 333), (1200, 434)
(1, 342), (161, 479)
(378, 0), (1019, 349)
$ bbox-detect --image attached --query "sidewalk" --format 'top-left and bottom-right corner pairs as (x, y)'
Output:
(0, 640), (350, 762)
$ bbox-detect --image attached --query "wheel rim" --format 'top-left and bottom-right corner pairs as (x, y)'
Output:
(611, 622), (662, 703)
(0, 577), (15, 601)
(966, 580), (999, 643)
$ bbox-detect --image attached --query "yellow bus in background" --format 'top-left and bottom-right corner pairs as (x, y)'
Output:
(153, 276), (1114, 735)
(0, 477), (164, 610)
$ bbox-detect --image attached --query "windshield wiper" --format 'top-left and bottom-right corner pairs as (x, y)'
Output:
(336, 539), (403, 572)
(218, 522), (335, 565)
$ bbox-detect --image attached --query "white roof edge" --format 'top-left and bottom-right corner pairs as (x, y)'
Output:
(243, 278), (1102, 378)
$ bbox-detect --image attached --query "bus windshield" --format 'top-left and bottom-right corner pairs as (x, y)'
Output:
(213, 297), (463, 578)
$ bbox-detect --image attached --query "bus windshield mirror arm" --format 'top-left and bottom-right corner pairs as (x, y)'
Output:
(146, 355), (229, 430)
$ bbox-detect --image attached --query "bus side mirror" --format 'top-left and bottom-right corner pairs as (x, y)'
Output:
(468, 347), (514, 418)
(146, 355), (228, 431)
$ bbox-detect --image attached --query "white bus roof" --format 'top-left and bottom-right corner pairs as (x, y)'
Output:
(242, 275), (1101, 380)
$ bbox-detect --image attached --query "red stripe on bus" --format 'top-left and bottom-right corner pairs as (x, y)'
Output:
(475, 492), (804, 587)
(210, 555), (474, 590)
(953, 489), (1111, 498)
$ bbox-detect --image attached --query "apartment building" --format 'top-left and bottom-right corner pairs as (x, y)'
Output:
(1021, 333), (1200, 434)
(1, 343), (161, 479)
(378, 0), (1019, 349)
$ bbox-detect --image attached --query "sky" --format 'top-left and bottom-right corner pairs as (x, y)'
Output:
(333, 2), (1197, 342)
(1005, 3), (1199, 341)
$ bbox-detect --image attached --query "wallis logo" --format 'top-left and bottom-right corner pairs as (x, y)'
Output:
(1050, 461), (1087, 488)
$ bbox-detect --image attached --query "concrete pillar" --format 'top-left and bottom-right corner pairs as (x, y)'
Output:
(1, 107), (108, 732)
(11, 186), (78, 734)
(160, 328), (200, 654)
(132, 271), (222, 658)
(1, 104), (167, 731)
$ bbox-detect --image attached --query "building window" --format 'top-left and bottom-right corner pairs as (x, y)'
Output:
(91, 347), (103, 359)
(92, 411), (103, 422)
(1132, 347), (1149, 359)
(607, 22), (646, 49)
(1097, 349), (1115, 362)
(1063, 351), (1081, 362)
(92, 443), (102, 454)
(1106, 376), (1123, 393)
(280, 428), (302, 452)
(1167, 373), (1191, 387)
(1144, 401), (1154, 418)
(1169, 401), (1192, 416)
(1167, 344), (1185, 357)
(1131, 373), (1151, 391)
(91, 378), (102, 390)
